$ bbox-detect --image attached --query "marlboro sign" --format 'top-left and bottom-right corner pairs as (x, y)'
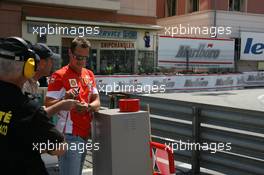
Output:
(158, 36), (235, 69)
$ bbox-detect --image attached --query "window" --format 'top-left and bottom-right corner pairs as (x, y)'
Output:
(166, 0), (177, 17)
(100, 50), (135, 74)
(229, 0), (244, 12)
(138, 51), (154, 73)
(188, 0), (199, 13)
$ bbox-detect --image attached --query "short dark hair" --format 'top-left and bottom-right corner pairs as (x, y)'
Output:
(70, 37), (91, 53)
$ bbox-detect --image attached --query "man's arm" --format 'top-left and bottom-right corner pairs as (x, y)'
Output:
(45, 88), (79, 107)
(45, 97), (61, 107)
(40, 139), (67, 156)
(88, 70), (100, 112)
(89, 94), (100, 112)
(31, 107), (67, 156)
(44, 99), (78, 118)
(47, 138), (67, 156)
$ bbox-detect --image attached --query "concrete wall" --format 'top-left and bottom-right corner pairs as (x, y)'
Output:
(156, 0), (165, 18)
(118, 0), (156, 17)
(215, 0), (228, 11)
(215, 10), (264, 38)
(178, 0), (186, 15)
(157, 10), (213, 37)
(0, 2), (22, 37)
(4, 0), (121, 11)
(200, 0), (212, 11)
(237, 61), (258, 72)
(158, 9), (264, 38)
(247, 0), (264, 14)
(157, 0), (264, 18)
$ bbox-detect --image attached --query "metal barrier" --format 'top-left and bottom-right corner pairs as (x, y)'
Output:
(100, 92), (129, 109)
(125, 94), (264, 175)
(40, 91), (263, 175)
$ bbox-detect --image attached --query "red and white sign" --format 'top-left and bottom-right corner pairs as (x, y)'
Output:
(95, 72), (264, 93)
(158, 36), (235, 69)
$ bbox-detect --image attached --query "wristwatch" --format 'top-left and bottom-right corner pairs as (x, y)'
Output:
(88, 104), (92, 111)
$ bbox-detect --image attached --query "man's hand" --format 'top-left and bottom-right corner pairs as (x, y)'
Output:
(44, 99), (78, 117)
(75, 102), (89, 114)
(64, 88), (80, 99)
(58, 99), (79, 111)
(75, 102), (99, 113)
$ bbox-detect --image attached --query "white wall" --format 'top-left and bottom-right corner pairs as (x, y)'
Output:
(157, 10), (264, 39)
(216, 10), (264, 38)
(157, 10), (213, 37)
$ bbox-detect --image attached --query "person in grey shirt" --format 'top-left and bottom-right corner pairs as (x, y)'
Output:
(23, 43), (77, 117)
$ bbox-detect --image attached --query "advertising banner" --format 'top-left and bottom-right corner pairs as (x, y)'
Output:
(96, 74), (248, 93)
(240, 32), (264, 60)
(242, 72), (264, 86)
(96, 72), (264, 93)
(158, 36), (235, 69)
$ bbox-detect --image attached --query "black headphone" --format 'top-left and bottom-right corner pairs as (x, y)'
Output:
(0, 37), (39, 78)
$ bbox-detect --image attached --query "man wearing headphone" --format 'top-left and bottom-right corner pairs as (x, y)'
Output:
(0, 37), (75, 175)
(23, 43), (77, 118)
(23, 43), (55, 95)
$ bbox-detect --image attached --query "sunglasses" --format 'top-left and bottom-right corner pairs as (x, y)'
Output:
(72, 54), (88, 61)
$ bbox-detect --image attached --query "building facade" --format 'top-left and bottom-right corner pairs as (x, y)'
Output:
(156, 0), (264, 73)
(0, 0), (161, 74)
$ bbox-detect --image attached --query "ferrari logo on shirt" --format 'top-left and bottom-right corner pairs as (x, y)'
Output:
(82, 75), (91, 85)
(69, 79), (78, 88)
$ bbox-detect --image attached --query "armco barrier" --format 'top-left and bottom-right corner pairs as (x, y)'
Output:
(39, 89), (264, 175)
(126, 94), (264, 175)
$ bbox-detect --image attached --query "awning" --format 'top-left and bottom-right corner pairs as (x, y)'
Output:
(25, 16), (163, 30)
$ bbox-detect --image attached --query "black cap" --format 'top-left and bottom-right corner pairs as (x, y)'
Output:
(32, 43), (56, 60)
(0, 37), (39, 62)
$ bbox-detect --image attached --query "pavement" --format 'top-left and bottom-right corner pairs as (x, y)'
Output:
(144, 87), (264, 112)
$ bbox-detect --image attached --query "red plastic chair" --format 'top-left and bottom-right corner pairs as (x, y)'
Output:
(150, 141), (176, 175)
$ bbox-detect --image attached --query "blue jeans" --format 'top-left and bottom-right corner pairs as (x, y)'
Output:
(58, 134), (87, 175)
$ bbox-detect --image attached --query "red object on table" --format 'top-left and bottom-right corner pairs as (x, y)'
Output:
(119, 99), (140, 112)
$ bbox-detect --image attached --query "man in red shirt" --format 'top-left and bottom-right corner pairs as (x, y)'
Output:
(45, 37), (100, 175)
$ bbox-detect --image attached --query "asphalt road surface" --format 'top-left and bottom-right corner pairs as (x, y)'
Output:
(144, 87), (264, 112)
